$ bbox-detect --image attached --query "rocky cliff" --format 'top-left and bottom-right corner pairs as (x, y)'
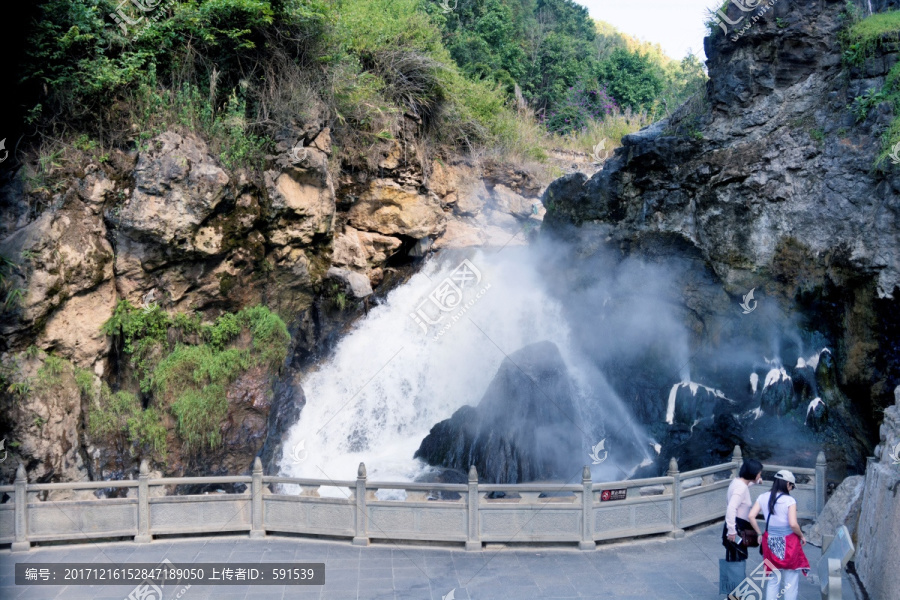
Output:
(0, 112), (547, 486)
(541, 0), (900, 476)
(854, 386), (900, 599)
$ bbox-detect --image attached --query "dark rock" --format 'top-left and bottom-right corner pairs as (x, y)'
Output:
(259, 372), (306, 476)
(760, 370), (796, 416)
(539, 0), (898, 477)
(414, 341), (583, 483)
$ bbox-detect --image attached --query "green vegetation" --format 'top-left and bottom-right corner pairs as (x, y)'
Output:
(17, 0), (706, 176)
(850, 88), (888, 122)
(86, 382), (167, 459)
(876, 61), (900, 166)
(20, 0), (538, 170)
(33, 355), (66, 390)
(839, 8), (900, 166)
(102, 302), (290, 451)
(0, 255), (24, 313)
(842, 7), (900, 65)
(441, 1), (705, 121)
(703, 1), (731, 37)
(323, 282), (350, 312)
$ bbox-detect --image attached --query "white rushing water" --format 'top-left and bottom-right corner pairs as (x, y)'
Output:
(279, 246), (651, 493)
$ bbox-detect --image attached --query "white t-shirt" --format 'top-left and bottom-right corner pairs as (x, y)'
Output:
(757, 491), (797, 529)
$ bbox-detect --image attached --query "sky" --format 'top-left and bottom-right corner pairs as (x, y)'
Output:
(579, 0), (721, 60)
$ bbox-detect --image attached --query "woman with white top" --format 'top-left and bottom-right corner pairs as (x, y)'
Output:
(748, 470), (810, 600)
(723, 459), (763, 563)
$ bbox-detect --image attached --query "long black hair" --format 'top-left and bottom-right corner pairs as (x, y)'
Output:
(768, 478), (792, 515)
(739, 459), (763, 480)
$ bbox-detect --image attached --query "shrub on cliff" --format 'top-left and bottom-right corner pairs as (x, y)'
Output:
(17, 0), (535, 171)
(839, 8), (900, 167)
(101, 302), (290, 452)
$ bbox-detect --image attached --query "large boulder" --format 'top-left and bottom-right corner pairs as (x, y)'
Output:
(803, 475), (864, 546)
(266, 169), (335, 246)
(414, 341), (583, 483)
(332, 226), (402, 270)
(118, 132), (230, 247)
(326, 267), (373, 299)
(348, 179), (446, 238)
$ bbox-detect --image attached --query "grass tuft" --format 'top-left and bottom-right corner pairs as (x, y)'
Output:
(102, 302), (290, 452)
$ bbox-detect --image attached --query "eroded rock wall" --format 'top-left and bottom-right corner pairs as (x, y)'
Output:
(0, 112), (546, 484)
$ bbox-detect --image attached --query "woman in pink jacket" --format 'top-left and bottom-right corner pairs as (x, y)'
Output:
(748, 470), (810, 600)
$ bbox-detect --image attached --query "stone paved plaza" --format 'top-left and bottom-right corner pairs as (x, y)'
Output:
(0, 525), (855, 600)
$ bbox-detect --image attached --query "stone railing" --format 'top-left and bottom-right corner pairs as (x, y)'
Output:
(0, 446), (826, 552)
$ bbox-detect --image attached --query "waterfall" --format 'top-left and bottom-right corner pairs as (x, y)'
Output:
(279, 246), (653, 492)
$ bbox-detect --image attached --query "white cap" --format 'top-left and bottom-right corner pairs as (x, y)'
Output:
(774, 469), (796, 484)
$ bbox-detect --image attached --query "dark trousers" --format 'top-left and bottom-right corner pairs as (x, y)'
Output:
(722, 518), (751, 562)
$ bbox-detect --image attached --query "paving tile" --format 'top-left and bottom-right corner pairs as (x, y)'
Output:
(238, 589), (284, 599)
(321, 593), (355, 600)
(0, 523), (844, 600)
(358, 576), (394, 589)
(429, 587), (470, 600)
(320, 577), (358, 591)
(356, 590), (397, 600)
(357, 569), (393, 582)
(325, 557), (361, 569)
(392, 578), (431, 592)
(326, 546), (362, 558)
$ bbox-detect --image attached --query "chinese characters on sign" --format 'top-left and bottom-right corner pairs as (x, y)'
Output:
(600, 489), (627, 502)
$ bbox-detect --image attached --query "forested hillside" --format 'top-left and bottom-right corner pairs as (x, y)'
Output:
(440, 0), (706, 130)
(9, 0), (705, 176)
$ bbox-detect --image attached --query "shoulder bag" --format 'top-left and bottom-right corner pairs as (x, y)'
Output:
(759, 493), (784, 555)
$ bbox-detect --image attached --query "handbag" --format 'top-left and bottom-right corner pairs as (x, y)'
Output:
(719, 559), (747, 594)
(738, 527), (760, 548)
(735, 516), (759, 548)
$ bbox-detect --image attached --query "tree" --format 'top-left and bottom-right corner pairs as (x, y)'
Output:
(597, 48), (665, 113)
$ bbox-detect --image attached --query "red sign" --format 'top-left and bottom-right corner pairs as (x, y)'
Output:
(600, 488), (627, 502)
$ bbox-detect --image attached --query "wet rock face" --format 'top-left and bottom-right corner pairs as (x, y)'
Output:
(541, 0), (899, 473)
(415, 341), (583, 483)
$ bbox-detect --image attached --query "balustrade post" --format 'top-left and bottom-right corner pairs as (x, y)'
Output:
(815, 451), (827, 516)
(249, 457), (265, 539)
(579, 466), (594, 551)
(134, 459), (152, 543)
(352, 463), (369, 546)
(668, 458), (684, 539)
(731, 445), (743, 479)
(12, 463), (29, 552)
(465, 466), (481, 551)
